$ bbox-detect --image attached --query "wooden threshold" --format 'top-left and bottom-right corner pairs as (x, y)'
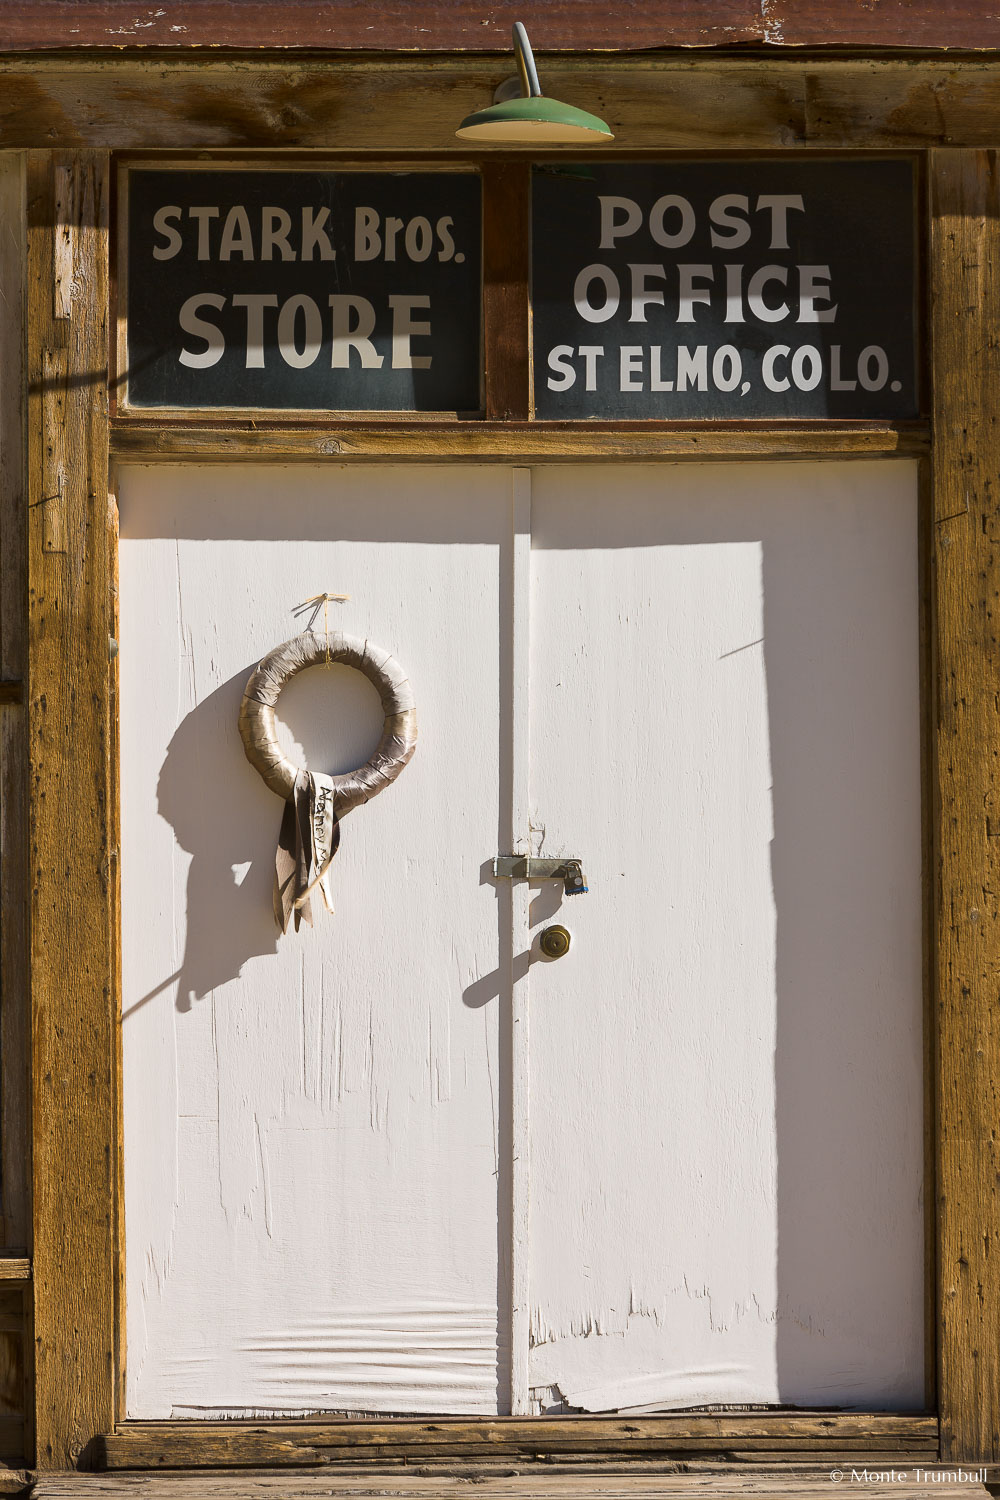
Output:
(100, 1416), (940, 1471)
(109, 422), (930, 466)
(32, 1467), (999, 1500)
(31, 1476), (1000, 1500)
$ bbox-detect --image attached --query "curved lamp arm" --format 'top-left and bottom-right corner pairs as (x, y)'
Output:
(513, 23), (543, 98)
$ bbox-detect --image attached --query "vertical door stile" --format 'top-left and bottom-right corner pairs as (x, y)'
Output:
(508, 467), (532, 1415)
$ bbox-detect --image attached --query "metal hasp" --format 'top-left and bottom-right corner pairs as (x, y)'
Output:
(493, 856), (589, 896)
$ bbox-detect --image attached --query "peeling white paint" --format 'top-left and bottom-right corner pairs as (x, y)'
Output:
(760, 0), (786, 45)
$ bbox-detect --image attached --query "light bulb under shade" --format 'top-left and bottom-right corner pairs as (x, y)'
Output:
(455, 95), (614, 145)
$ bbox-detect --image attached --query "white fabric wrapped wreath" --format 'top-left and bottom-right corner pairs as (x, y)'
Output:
(239, 631), (417, 933)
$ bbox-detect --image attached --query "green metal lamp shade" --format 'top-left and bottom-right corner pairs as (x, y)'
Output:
(455, 23), (614, 145)
(456, 94), (614, 145)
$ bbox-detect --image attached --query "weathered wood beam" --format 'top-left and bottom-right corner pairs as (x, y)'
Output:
(109, 421), (930, 464)
(100, 1415), (940, 1471)
(1, 57), (1000, 150)
(26, 149), (119, 1472)
(931, 147), (1000, 1464)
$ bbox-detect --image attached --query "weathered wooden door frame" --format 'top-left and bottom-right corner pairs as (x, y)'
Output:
(3, 53), (999, 1471)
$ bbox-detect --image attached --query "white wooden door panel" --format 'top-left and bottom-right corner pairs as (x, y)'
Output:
(120, 464), (509, 1418)
(120, 458), (925, 1421)
(525, 462), (924, 1413)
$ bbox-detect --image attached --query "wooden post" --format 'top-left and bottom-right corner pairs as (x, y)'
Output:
(26, 150), (119, 1470)
(0, 149), (32, 1470)
(931, 147), (1000, 1463)
(483, 162), (530, 421)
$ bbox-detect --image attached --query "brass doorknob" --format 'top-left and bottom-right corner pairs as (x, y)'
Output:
(539, 924), (572, 959)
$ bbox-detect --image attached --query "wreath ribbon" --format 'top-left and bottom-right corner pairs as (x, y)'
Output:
(274, 770), (341, 933)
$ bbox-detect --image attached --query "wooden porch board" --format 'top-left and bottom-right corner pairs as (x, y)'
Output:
(31, 1461), (997, 1500)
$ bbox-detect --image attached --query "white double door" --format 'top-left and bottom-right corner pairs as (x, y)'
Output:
(120, 460), (924, 1421)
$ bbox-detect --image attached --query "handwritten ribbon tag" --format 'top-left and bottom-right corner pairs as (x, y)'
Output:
(273, 770), (341, 934)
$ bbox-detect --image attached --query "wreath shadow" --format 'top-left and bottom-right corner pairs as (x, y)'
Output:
(146, 655), (388, 1014)
(154, 667), (283, 1012)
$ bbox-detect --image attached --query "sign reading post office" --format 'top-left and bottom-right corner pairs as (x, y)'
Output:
(532, 160), (917, 420)
(124, 169), (482, 412)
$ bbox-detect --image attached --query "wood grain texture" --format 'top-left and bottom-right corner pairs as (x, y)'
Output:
(0, 151), (30, 1474)
(100, 1416), (939, 1470)
(483, 165), (529, 422)
(0, 152), (30, 1275)
(0, 1471), (30, 1496)
(109, 424), (930, 464)
(930, 148), (1000, 1467)
(0, 1), (998, 51)
(26, 150), (117, 1471)
(1, 58), (1000, 151)
(36, 1464), (992, 1500)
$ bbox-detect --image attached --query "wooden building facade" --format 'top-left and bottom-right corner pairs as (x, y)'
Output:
(2, 3), (1000, 1494)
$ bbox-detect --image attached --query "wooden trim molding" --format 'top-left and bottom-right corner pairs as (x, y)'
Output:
(0, 1259), (31, 1283)
(100, 1415), (941, 1471)
(0, 149), (32, 1477)
(930, 147), (1000, 1465)
(0, 152), (30, 1274)
(109, 422), (931, 464)
(26, 149), (120, 1472)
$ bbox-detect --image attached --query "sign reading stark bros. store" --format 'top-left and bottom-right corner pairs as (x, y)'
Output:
(124, 162), (916, 418)
(532, 160), (918, 420)
(125, 170), (483, 411)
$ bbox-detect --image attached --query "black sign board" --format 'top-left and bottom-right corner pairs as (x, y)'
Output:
(125, 170), (482, 411)
(532, 160), (917, 420)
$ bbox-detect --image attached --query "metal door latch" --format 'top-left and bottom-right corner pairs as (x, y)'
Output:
(492, 856), (589, 896)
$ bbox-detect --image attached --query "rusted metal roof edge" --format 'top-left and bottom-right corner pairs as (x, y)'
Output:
(0, 2), (998, 55)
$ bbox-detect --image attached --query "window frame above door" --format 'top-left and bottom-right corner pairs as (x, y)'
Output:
(4, 52), (999, 1473)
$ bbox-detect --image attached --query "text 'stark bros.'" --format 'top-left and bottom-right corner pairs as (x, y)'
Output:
(126, 169), (482, 411)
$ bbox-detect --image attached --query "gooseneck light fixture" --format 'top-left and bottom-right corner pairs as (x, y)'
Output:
(455, 23), (614, 145)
